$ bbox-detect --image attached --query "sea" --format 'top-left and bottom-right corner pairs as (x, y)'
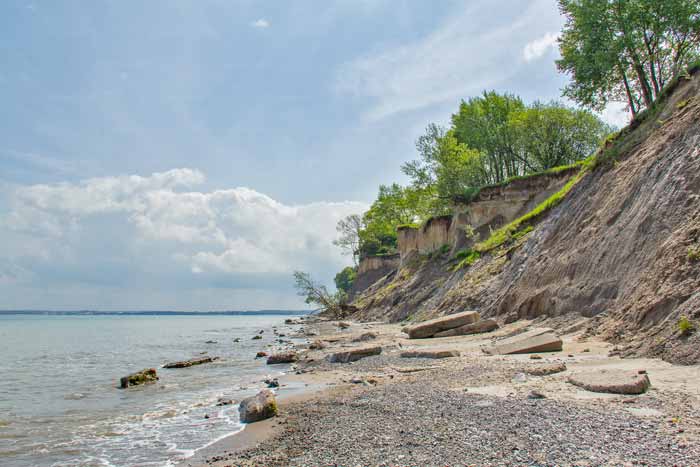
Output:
(0, 312), (307, 467)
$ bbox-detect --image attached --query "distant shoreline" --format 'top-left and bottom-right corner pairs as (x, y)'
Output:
(0, 310), (312, 316)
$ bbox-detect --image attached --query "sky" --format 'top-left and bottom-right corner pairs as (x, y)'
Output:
(0, 0), (629, 311)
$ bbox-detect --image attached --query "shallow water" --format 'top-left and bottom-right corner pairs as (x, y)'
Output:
(0, 314), (302, 467)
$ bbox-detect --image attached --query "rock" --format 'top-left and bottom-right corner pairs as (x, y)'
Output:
(205, 340), (217, 344)
(163, 356), (219, 369)
(483, 328), (562, 355)
(266, 351), (298, 365)
(526, 362), (567, 376)
(568, 370), (651, 395)
(216, 398), (234, 406)
(338, 321), (351, 329)
(258, 330), (264, 334)
(309, 340), (327, 350)
(255, 351), (268, 358)
(529, 354), (543, 360)
(329, 346), (382, 363)
(528, 390), (546, 399)
(233, 338), (241, 343)
(403, 311), (480, 339)
(352, 332), (378, 342)
(432, 319), (499, 338)
(238, 390), (278, 423)
(400, 349), (460, 359)
(264, 378), (280, 388)
(120, 368), (158, 388)
(252, 335), (262, 340)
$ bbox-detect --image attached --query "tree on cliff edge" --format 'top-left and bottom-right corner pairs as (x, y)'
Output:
(557, 0), (700, 117)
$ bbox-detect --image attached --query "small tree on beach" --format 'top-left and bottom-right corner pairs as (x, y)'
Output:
(293, 271), (346, 318)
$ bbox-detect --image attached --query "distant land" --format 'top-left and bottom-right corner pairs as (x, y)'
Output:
(0, 309), (312, 316)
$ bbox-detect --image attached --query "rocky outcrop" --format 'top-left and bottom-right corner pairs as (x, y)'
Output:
(433, 319), (499, 338)
(329, 346), (382, 363)
(397, 216), (452, 258)
(120, 368), (158, 388)
(267, 351), (298, 365)
(403, 311), (480, 339)
(400, 349), (460, 359)
(483, 328), (562, 355)
(163, 356), (219, 369)
(239, 389), (278, 423)
(350, 255), (400, 299)
(568, 371), (651, 395)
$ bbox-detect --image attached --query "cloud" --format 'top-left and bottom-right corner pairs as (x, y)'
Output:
(251, 18), (270, 29)
(0, 169), (366, 309)
(333, 0), (563, 121)
(523, 32), (560, 62)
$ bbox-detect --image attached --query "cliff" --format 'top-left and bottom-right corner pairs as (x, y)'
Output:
(350, 68), (700, 364)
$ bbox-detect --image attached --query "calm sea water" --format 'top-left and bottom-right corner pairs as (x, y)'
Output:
(0, 314), (303, 467)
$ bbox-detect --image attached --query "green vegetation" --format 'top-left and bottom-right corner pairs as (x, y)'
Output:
(475, 170), (587, 253)
(678, 316), (696, 336)
(688, 246), (700, 261)
(557, 0), (700, 116)
(334, 266), (357, 294)
(453, 249), (481, 270)
(293, 271), (346, 317)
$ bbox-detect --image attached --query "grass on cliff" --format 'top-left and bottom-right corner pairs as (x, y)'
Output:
(473, 169), (587, 254)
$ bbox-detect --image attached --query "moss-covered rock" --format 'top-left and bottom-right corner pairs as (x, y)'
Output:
(119, 368), (158, 389)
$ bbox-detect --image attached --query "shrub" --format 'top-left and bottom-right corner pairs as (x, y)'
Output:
(688, 246), (700, 262)
(678, 316), (696, 336)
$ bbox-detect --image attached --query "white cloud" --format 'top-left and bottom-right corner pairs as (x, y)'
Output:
(0, 169), (366, 309)
(523, 32), (560, 62)
(251, 18), (270, 29)
(334, 0), (563, 121)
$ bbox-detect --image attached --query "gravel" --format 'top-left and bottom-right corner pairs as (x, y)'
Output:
(206, 376), (699, 467)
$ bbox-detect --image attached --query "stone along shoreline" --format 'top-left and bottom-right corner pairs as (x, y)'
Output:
(182, 316), (700, 467)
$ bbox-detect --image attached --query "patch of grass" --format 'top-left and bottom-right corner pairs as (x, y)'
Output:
(452, 162), (582, 204)
(438, 243), (450, 256)
(452, 248), (481, 270)
(474, 170), (586, 253)
(677, 99), (689, 109)
(688, 246), (700, 262)
(678, 316), (696, 336)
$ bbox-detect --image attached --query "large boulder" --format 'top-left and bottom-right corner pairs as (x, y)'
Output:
(403, 311), (480, 339)
(433, 319), (499, 338)
(266, 351), (298, 365)
(238, 389), (278, 423)
(568, 371), (651, 395)
(483, 328), (562, 355)
(120, 368), (158, 388)
(328, 346), (382, 363)
(400, 349), (460, 359)
(163, 356), (219, 369)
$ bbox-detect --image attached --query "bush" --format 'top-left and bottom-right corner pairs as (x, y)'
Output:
(678, 316), (696, 336)
(688, 246), (700, 262)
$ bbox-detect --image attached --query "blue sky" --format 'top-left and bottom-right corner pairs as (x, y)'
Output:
(0, 1), (628, 310)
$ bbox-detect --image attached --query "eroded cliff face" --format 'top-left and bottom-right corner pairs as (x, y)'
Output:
(351, 70), (700, 364)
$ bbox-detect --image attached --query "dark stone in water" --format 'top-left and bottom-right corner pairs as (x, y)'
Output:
(163, 356), (219, 369)
(120, 368), (158, 388)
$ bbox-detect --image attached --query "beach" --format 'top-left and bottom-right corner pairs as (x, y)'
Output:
(183, 317), (700, 467)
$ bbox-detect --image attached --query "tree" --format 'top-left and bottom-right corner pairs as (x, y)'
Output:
(451, 91), (529, 183)
(333, 214), (364, 265)
(334, 266), (357, 294)
(509, 102), (613, 171)
(293, 271), (345, 317)
(403, 125), (485, 203)
(557, 0), (700, 116)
